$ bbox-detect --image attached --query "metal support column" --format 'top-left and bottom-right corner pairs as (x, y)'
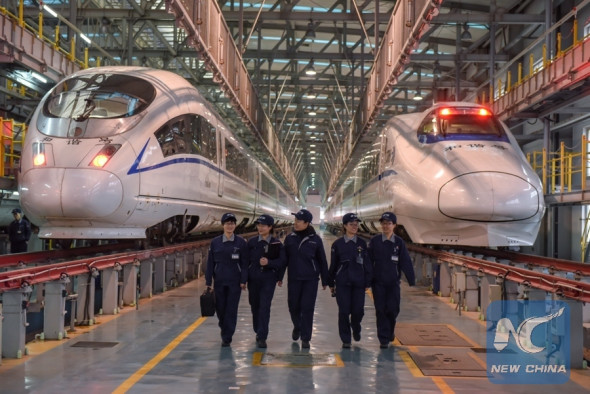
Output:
(140, 259), (153, 298)
(464, 269), (479, 312)
(175, 253), (186, 284)
(479, 273), (498, 320)
(102, 266), (121, 315)
(43, 276), (69, 340)
(76, 273), (96, 325)
(122, 262), (138, 306)
(1, 285), (31, 358)
(153, 256), (166, 294)
(439, 261), (452, 297)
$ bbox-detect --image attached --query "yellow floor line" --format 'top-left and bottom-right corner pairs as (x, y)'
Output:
(431, 376), (455, 393)
(112, 316), (208, 394)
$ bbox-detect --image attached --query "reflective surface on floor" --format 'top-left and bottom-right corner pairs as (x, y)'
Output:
(1, 231), (589, 393)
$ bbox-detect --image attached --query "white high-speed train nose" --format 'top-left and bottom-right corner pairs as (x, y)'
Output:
(21, 168), (124, 218)
(438, 172), (542, 221)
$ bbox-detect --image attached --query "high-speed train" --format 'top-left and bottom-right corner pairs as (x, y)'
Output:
(18, 66), (297, 243)
(325, 102), (545, 247)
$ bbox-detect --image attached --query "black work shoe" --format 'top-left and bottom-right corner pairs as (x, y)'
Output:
(379, 343), (389, 349)
(292, 328), (300, 341)
(257, 339), (267, 348)
(301, 340), (310, 349)
(353, 331), (361, 342)
(221, 341), (231, 347)
(342, 343), (351, 349)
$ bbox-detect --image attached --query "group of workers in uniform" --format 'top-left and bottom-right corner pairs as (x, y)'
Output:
(205, 209), (415, 349)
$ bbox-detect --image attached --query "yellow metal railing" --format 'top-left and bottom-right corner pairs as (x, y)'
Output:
(528, 135), (590, 195)
(476, 13), (587, 105)
(0, 3), (93, 69)
(0, 118), (26, 179)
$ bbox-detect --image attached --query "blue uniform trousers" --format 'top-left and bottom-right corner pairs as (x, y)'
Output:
(372, 281), (401, 345)
(214, 282), (242, 343)
(288, 278), (319, 341)
(248, 273), (277, 341)
(336, 283), (366, 343)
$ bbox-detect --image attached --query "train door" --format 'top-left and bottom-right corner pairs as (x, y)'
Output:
(217, 132), (224, 197)
(378, 131), (390, 201)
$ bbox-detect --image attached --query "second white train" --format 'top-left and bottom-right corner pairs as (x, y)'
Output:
(325, 102), (545, 247)
(18, 67), (297, 242)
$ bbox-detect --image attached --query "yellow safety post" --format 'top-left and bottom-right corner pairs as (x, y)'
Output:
(507, 71), (511, 93)
(543, 44), (547, 68)
(529, 54), (534, 77)
(567, 153), (573, 192)
(543, 148), (548, 194)
(38, 12), (43, 39)
(54, 25), (60, 50)
(581, 208), (590, 263)
(498, 78), (503, 98)
(560, 141), (565, 193)
(574, 19), (578, 46)
(97, 57), (102, 67)
(557, 32), (562, 56)
(489, 84), (493, 102)
(18, 0), (24, 27)
(84, 48), (89, 69)
(69, 38), (75, 62)
(518, 62), (522, 85)
(583, 134), (588, 191)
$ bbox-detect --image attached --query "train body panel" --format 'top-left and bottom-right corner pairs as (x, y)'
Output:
(19, 67), (296, 240)
(326, 102), (545, 247)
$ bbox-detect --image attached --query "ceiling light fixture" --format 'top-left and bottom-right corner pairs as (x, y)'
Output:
(304, 59), (317, 76)
(461, 23), (472, 41)
(305, 19), (316, 39)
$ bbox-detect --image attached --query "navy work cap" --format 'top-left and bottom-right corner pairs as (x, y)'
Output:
(12, 208), (22, 214)
(292, 209), (313, 223)
(379, 212), (397, 223)
(255, 214), (275, 226)
(342, 213), (361, 225)
(221, 212), (237, 224)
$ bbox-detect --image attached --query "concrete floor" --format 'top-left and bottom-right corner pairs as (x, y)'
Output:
(1, 231), (589, 393)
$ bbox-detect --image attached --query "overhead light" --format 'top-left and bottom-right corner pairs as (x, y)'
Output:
(304, 60), (317, 76)
(461, 23), (472, 41)
(43, 5), (58, 17)
(413, 90), (423, 101)
(31, 72), (47, 84)
(309, 125), (316, 129)
(433, 60), (441, 77)
(305, 19), (316, 39)
(309, 107), (316, 116)
(306, 89), (317, 99)
(80, 33), (92, 44)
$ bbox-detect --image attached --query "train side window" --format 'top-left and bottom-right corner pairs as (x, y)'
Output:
(155, 118), (187, 157)
(225, 141), (249, 182)
(188, 115), (217, 162)
(261, 172), (277, 199)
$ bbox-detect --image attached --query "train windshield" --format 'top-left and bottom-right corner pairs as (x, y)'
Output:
(417, 107), (509, 143)
(39, 73), (156, 137)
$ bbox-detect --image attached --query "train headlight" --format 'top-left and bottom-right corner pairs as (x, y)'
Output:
(89, 144), (121, 168)
(32, 142), (46, 166)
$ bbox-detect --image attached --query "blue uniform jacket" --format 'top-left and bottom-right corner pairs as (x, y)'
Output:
(247, 235), (286, 280)
(8, 218), (31, 243)
(329, 237), (372, 288)
(368, 234), (415, 286)
(279, 228), (330, 286)
(205, 234), (248, 286)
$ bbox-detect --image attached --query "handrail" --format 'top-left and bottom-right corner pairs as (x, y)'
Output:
(0, 117), (26, 179)
(410, 244), (590, 302)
